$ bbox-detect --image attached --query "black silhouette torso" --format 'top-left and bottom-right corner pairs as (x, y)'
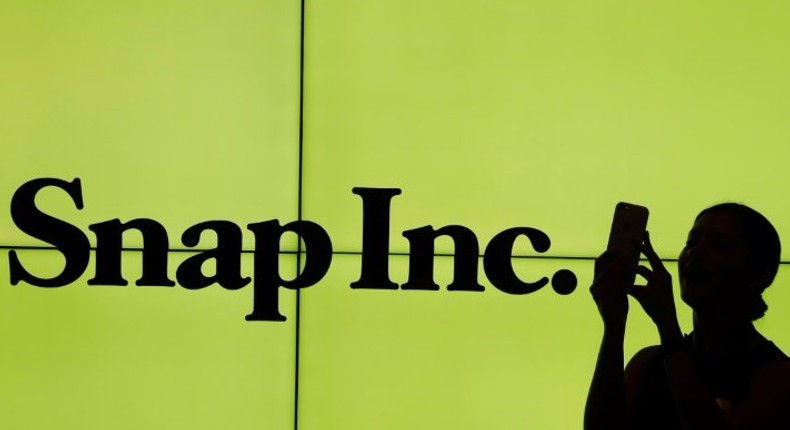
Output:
(630, 333), (790, 429)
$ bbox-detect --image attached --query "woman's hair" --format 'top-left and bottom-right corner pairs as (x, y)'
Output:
(697, 203), (781, 320)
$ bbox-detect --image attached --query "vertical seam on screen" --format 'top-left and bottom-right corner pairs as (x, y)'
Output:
(294, 0), (306, 428)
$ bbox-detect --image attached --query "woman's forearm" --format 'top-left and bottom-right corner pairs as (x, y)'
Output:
(584, 324), (627, 430)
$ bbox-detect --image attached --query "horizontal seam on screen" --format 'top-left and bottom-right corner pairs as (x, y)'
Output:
(0, 245), (622, 259)
(0, 244), (687, 263)
(5, 245), (790, 265)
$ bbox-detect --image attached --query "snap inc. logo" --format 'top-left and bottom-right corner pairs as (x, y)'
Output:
(8, 178), (579, 321)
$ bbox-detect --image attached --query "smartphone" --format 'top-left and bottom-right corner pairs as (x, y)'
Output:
(606, 202), (649, 284)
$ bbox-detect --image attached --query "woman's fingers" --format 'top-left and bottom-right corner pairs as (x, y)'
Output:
(636, 264), (652, 279)
(641, 231), (669, 275)
(591, 252), (624, 295)
(593, 249), (619, 278)
(625, 266), (652, 298)
(623, 285), (650, 314)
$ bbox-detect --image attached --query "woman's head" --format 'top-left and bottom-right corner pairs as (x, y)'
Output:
(678, 203), (781, 321)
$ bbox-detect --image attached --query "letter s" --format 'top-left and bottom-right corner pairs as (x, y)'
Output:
(9, 178), (90, 287)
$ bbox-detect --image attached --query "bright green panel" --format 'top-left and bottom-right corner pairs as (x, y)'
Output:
(299, 254), (790, 429)
(0, 0), (300, 249)
(298, 255), (645, 428)
(303, 0), (790, 258)
(0, 249), (296, 430)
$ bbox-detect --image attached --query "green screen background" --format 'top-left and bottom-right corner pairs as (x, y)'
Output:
(3, 1), (790, 428)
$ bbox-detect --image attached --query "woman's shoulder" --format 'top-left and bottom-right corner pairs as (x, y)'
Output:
(747, 338), (790, 388)
(753, 359), (790, 385)
(624, 345), (664, 392)
(626, 345), (662, 371)
(632, 344), (663, 360)
(731, 358), (790, 427)
(624, 345), (679, 427)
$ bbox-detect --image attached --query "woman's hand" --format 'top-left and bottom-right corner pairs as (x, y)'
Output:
(590, 249), (632, 330)
(625, 232), (682, 341)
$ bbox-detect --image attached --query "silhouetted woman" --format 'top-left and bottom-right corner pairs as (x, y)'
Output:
(585, 203), (790, 429)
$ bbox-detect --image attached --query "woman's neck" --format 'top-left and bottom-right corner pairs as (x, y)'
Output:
(691, 311), (761, 352)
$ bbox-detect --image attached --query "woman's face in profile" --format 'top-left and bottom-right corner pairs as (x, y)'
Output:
(678, 211), (754, 308)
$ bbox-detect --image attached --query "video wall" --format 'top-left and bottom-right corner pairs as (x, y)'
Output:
(3, 1), (790, 428)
